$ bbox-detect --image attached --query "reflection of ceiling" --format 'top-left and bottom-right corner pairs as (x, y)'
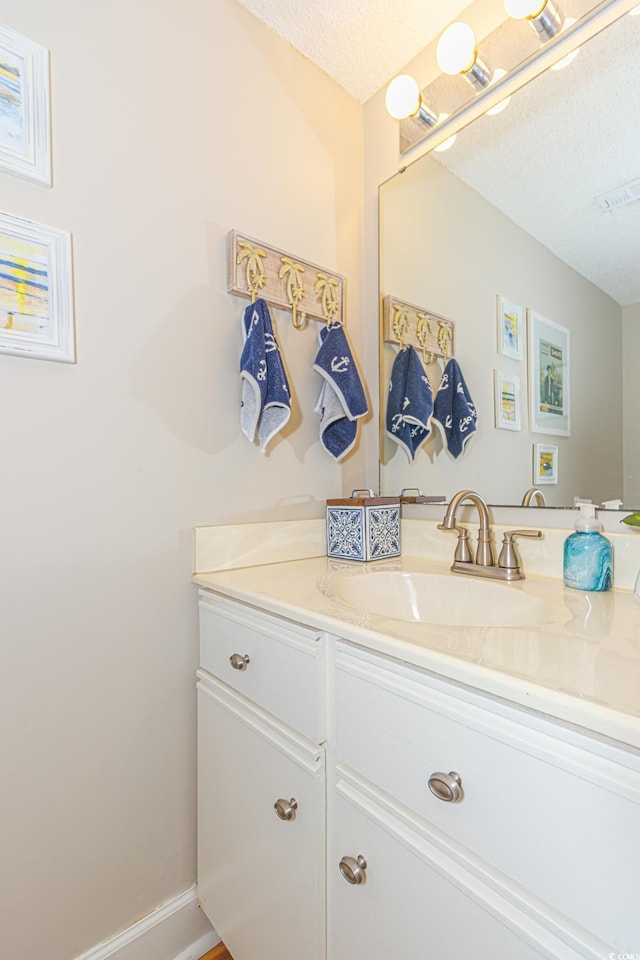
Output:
(235, 1), (639, 306)
(432, 11), (640, 306)
(234, 0), (470, 102)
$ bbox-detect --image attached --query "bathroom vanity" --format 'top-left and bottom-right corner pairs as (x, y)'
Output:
(194, 532), (640, 960)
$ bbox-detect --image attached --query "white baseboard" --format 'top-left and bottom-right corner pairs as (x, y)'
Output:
(73, 884), (219, 960)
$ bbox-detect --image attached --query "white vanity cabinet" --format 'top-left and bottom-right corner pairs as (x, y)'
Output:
(329, 642), (640, 960)
(196, 588), (640, 960)
(196, 592), (326, 960)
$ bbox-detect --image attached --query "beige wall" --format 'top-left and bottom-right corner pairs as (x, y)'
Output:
(379, 157), (623, 507)
(0, 1), (364, 957)
(623, 302), (640, 505)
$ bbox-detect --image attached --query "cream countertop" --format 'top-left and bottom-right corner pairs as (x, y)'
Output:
(193, 552), (640, 750)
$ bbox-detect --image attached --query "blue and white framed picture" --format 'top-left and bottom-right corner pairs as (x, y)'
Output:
(528, 310), (570, 437)
(0, 23), (51, 186)
(533, 443), (558, 485)
(0, 211), (74, 363)
(494, 369), (521, 431)
(497, 295), (524, 362)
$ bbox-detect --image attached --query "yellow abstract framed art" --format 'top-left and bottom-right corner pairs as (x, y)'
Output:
(0, 211), (74, 363)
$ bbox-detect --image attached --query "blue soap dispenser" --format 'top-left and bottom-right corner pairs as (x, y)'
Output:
(563, 503), (613, 592)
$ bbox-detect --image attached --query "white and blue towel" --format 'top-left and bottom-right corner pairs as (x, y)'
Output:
(240, 298), (291, 453)
(432, 358), (477, 460)
(385, 346), (433, 462)
(313, 321), (368, 461)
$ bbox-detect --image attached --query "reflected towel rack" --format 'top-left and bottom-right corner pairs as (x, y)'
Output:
(382, 295), (454, 362)
(228, 230), (346, 330)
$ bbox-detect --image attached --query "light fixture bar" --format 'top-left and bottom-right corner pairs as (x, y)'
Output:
(415, 102), (439, 127)
(465, 53), (493, 90)
(530, 0), (565, 40)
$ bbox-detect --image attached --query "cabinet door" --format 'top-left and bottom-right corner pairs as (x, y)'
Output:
(197, 675), (325, 960)
(328, 783), (586, 960)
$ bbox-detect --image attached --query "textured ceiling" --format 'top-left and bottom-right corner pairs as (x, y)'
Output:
(234, 0), (471, 101)
(235, 0), (640, 305)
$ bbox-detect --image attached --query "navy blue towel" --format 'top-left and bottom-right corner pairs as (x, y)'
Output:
(385, 346), (433, 462)
(313, 322), (368, 461)
(240, 299), (291, 452)
(432, 358), (477, 459)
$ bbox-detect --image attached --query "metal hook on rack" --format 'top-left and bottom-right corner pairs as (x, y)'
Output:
(236, 240), (267, 303)
(437, 320), (453, 361)
(391, 302), (410, 348)
(280, 257), (307, 329)
(416, 312), (432, 364)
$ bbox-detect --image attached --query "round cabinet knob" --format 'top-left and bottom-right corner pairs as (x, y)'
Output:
(274, 797), (297, 821)
(428, 770), (464, 803)
(339, 854), (367, 885)
(229, 653), (250, 671)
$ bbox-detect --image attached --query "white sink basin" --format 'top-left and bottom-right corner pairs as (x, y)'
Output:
(334, 571), (548, 628)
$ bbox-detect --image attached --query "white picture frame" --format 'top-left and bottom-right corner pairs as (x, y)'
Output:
(494, 369), (521, 431)
(0, 211), (75, 363)
(528, 310), (570, 436)
(497, 295), (524, 361)
(0, 23), (51, 186)
(533, 442), (559, 484)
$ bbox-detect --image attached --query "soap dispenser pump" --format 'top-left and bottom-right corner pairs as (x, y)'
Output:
(563, 503), (613, 592)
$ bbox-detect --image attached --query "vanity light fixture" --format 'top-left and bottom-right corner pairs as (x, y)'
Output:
(432, 116), (457, 152)
(385, 74), (438, 127)
(503, 0), (565, 42)
(550, 18), (580, 69)
(436, 22), (493, 91)
(485, 69), (512, 115)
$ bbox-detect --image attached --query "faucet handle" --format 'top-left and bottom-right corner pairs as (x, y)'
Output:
(454, 527), (473, 563)
(498, 529), (543, 571)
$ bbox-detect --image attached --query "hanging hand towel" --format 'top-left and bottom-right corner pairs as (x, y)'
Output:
(313, 321), (368, 461)
(240, 298), (291, 452)
(385, 346), (433, 462)
(432, 357), (478, 460)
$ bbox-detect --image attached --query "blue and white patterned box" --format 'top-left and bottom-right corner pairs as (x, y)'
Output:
(326, 492), (401, 561)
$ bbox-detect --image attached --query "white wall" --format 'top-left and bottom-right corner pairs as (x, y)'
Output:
(622, 302), (640, 505)
(0, 1), (364, 957)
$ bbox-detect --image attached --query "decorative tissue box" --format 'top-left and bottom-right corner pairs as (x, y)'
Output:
(326, 490), (401, 562)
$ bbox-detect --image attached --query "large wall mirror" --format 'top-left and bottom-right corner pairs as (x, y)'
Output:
(379, 6), (640, 509)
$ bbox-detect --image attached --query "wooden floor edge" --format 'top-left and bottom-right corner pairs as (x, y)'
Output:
(198, 943), (233, 960)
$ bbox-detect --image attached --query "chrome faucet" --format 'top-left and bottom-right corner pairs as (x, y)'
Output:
(521, 487), (546, 507)
(439, 489), (543, 581)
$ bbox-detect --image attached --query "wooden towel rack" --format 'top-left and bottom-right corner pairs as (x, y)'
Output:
(228, 230), (346, 330)
(382, 295), (454, 363)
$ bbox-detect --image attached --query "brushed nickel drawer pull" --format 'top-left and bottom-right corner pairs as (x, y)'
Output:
(339, 854), (367, 885)
(274, 797), (297, 821)
(229, 653), (250, 671)
(428, 770), (463, 802)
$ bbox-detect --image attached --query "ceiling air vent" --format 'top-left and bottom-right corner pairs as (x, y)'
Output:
(595, 178), (640, 211)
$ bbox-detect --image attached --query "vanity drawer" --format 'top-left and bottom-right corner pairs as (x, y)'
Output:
(198, 591), (324, 743)
(335, 648), (640, 950)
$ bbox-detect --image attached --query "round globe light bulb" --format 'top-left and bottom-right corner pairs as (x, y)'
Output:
(436, 22), (477, 75)
(385, 75), (421, 120)
(503, 0), (546, 19)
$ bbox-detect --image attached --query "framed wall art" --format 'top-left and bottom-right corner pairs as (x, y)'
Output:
(494, 369), (521, 431)
(0, 23), (51, 186)
(528, 310), (570, 436)
(497, 295), (524, 361)
(0, 211), (74, 363)
(533, 443), (558, 484)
